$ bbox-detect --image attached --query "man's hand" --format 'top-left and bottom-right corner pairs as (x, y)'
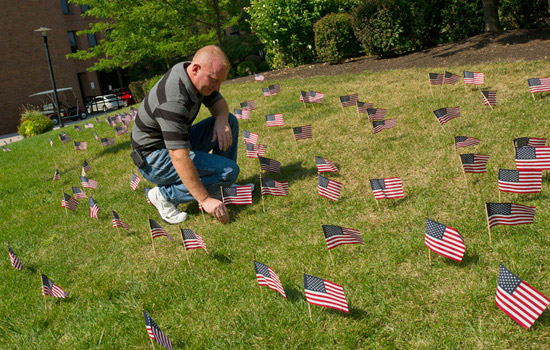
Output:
(211, 116), (232, 152)
(200, 197), (229, 223)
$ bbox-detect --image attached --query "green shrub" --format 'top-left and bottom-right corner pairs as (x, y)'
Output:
(438, 0), (484, 43)
(17, 108), (54, 138)
(128, 79), (146, 103)
(145, 75), (162, 93)
(222, 35), (264, 65)
(314, 13), (361, 63)
(499, 0), (550, 29)
(237, 61), (256, 76)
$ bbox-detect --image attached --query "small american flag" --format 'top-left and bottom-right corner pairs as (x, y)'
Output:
(269, 83), (281, 93)
(243, 130), (258, 144)
(367, 108), (387, 122)
(373, 119), (397, 134)
(95, 117), (102, 123)
(112, 115), (122, 124)
(482, 90), (497, 106)
(144, 187), (152, 204)
(59, 132), (71, 144)
(322, 225), (364, 250)
(514, 137), (546, 147)
(181, 228), (208, 253)
(515, 146), (550, 170)
(425, 218), (465, 262)
(315, 156), (338, 173)
(1, 146), (10, 152)
(527, 78), (550, 94)
(41, 273), (66, 298)
(131, 173), (141, 191)
(89, 197), (100, 219)
(259, 156), (281, 173)
(254, 73), (265, 81)
(81, 176), (98, 189)
(74, 141), (87, 150)
(234, 109), (250, 120)
(74, 125), (82, 132)
(62, 192), (79, 211)
(143, 310), (174, 350)
(82, 160), (91, 174)
(245, 142), (266, 158)
(370, 177), (404, 199)
(261, 178), (288, 196)
(115, 125), (129, 135)
(101, 137), (115, 147)
(254, 260), (286, 298)
(262, 87), (275, 97)
(93, 131), (98, 141)
(121, 114), (131, 124)
(84, 123), (94, 129)
(49, 138), (54, 147)
(455, 136), (481, 149)
(293, 125), (312, 140)
(443, 71), (460, 85)
(357, 101), (373, 114)
(460, 154), (490, 173)
(486, 203), (536, 228)
(8, 244), (23, 270)
(222, 185), (253, 205)
(304, 274), (348, 313)
(318, 175), (343, 202)
(71, 186), (87, 199)
(266, 114), (284, 127)
(463, 71), (484, 85)
(149, 219), (175, 241)
(302, 90), (324, 104)
(433, 107), (460, 125)
(111, 210), (130, 231)
(340, 94), (358, 108)
(106, 116), (115, 127)
(240, 100), (256, 110)
(429, 73), (443, 85)
(498, 169), (542, 194)
(52, 169), (61, 181)
(495, 263), (550, 329)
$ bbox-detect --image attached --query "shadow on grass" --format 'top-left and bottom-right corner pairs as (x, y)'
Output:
(96, 140), (131, 157)
(444, 252), (480, 267)
(283, 286), (303, 303)
(324, 305), (365, 321)
(211, 252), (232, 264)
(535, 309), (550, 327)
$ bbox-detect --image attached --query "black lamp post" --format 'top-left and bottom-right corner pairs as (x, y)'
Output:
(35, 26), (64, 127)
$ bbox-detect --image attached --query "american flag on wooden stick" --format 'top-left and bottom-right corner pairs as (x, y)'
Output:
(74, 125), (82, 132)
(245, 142), (266, 158)
(234, 108), (250, 120)
(527, 78), (550, 94)
(131, 173), (141, 191)
(293, 125), (312, 140)
(515, 146), (550, 170)
(240, 100), (256, 110)
(429, 73), (443, 85)
(482, 90), (497, 106)
(495, 263), (550, 329)
(266, 114), (284, 127)
(259, 156), (281, 173)
(322, 225), (364, 250)
(300, 91), (324, 104)
(41, 273), (66, 298)
(455, 136), (481, 149)
(243, 130), (258, 144)
(269, 83), (281, 93)
(304, 274), (348, 313)
(52, 169), (61, 181)
(94, 131), (98, 141)
(261, 178), (288, 196)
(498, 169), (542, 194)
(71, 186), (87, 199)
(443, 71), (460, 85)
(460, 154), (490, 173)
(463, 71), (484, 85)
(59, 132), (71, 144)
(222, 185), (253, 205)
(373, 119), (397, 134)
(82, 160), (91, 174)
(370, 177), (404, 199)
(367, 108), (387, 122)
(357, 101), (373, 114)
(111, 210), (130, 231)
(84, 123), (94, 129)
(62, 192), (79, 211)
(315, 156), (338, 173)
(49, 138), (54, 147)
(340, 94), (358, 107)
(143, 310), (173, 350)
(8, 244), (23, 270)
(486, 203), (536, 228)
(262, 87), (275, 97)
(115, 125), (129, 135)
(424, 218), (465, 262)
(433, 107), (460, 125)
(101, 137), (115, 147)
(181, 228), (208, 253)
(254, 260), (286, 298)
(254, 73), (265, 81)
(318, 175), (343, 202)
(514, 137), (546, 147)
(144, 188), (152, 205)
(81, 176), (98, 189)
(89, 197), (100, 219)
(149, 219), (175, 241)
(74, 141), (87, 150)
(95, 117), (102, 123)
(2, 146), (10, 152)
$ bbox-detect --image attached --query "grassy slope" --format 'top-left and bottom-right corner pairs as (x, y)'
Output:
(1, 60), (550, 349)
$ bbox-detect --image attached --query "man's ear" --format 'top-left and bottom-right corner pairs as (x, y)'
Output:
(191, 63), (201, 74)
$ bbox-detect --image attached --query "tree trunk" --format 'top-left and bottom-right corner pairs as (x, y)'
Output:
(211, 0), (223, 48)
(482, 0), (502, 32)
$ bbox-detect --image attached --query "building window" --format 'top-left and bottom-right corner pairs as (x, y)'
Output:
(68, 32), (78, 53)
(87, 34), (97, 48)
(81, 5), (89, 13)
(61, 0), (70, 15)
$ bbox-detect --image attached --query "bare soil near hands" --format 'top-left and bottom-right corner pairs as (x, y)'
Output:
(226, 28), (550, 84)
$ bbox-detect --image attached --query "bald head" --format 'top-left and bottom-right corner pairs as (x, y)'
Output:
(187, 45), (230, 95)
(192, 45), (230, 72)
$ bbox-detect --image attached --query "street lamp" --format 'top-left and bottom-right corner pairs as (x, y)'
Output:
(34, 26), (64, 127)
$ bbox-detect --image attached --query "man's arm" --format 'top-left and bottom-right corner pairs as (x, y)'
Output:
(208, 98), (232, 151)
(168, 148), (229, 223)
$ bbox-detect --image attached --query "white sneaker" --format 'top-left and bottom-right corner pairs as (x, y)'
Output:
(147, 187), (188, 224)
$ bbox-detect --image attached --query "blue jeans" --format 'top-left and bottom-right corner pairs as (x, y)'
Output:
(138, 114), (240, 204)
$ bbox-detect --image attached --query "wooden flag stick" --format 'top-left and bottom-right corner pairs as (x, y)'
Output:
(485, 204), (493, 244)
(149, 337), (155, 349)
(428, 249), (432, 266)
(179, 226), (191, 266)
(259, 172), (266, 213)
(498, 190), (501, 203)
(438, 121), (447, 134)
(220, 186), (225, 205)
(428, 76), (433, 97)
(62, 191), (68, 217)
(532, 92), (536, 100)
(40, 271), (47, 309)
(480, 89), (494, 110)
(148, 216), (156, 256)
(328, 249), (334, 265)
(201, 207), (206, 222)
(308, 301), (313, 322)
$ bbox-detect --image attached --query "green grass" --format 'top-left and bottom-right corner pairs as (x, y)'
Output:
(2, 60), (550, 349)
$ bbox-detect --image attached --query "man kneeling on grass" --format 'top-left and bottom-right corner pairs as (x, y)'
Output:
(130, 45), (252, 224)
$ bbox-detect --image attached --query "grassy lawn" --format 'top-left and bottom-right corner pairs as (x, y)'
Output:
(1, 60), (550, 349)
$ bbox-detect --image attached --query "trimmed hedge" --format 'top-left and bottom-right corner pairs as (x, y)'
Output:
(237, 61), (256, 76)
(17, 108), (54, 138)
(314, 13), (361, 63)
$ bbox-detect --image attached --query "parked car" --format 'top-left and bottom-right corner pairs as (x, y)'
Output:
(119, 91), (135, 106)
(86, 94), (125, 113)
(29, 87), (86, 125)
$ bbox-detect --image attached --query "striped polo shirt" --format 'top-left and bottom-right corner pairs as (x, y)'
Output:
(131, 62), (223, 153)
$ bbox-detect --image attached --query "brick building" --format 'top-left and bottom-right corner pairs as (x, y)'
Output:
(0, 1), (128, 134)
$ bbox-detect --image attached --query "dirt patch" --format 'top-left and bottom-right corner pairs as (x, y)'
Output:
(225, 28), (550, 84)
